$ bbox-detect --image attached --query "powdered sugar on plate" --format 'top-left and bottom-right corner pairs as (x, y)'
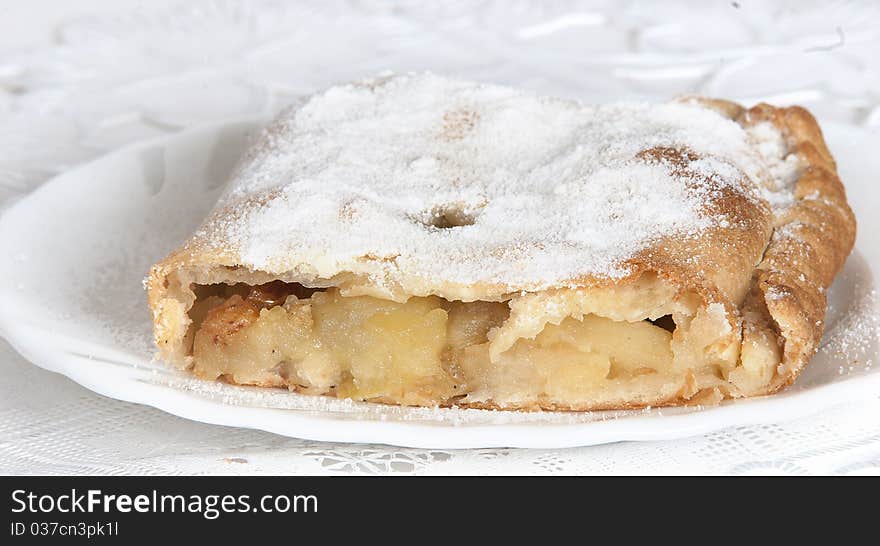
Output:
(207, 73), (794, 291)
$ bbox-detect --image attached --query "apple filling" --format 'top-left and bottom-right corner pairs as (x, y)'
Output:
(186, 280), (747, 408)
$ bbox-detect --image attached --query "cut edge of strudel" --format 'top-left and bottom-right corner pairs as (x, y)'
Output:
(147, 73), (856, 411)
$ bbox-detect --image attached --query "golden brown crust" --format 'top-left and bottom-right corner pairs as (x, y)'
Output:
(147, 98), (856, 410)
(737, 105), (856, 391)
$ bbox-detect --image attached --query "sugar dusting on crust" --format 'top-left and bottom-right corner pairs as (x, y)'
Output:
(745, 119), (801, 206)
(203, 73), (797, 291)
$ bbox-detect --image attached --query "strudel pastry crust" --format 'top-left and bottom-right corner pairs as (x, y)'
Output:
(147, 74), (855, 410)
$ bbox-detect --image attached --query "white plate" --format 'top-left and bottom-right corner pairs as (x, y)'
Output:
(0, 118), (877, 449)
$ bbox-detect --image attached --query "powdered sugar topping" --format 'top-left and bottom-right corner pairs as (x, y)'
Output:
(206, 73), (794, 293)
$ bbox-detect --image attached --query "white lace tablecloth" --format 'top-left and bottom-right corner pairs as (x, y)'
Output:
(2, 0), (880, 475)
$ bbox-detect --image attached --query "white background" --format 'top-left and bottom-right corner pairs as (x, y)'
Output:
(0, 1), (180, 50)
(1, 0), (879, 474)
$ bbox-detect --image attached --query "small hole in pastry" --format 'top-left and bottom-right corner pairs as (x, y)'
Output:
(420, 204), (479, 229)
(647, 314), (676, 333)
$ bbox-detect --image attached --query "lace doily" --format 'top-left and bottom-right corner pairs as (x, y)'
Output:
(1, 0), (879, 474)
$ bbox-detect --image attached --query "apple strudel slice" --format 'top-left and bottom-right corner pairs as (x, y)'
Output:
(147, 73), (855, 410)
